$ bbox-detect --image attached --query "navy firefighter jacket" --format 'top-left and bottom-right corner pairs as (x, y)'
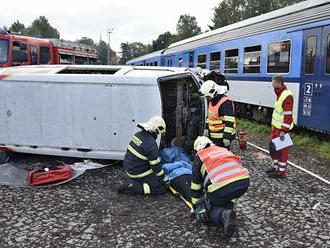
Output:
(123, 130), (166, 181)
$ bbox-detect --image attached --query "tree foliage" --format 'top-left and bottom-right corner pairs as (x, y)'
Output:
(176, 14), (201, 40)
(152, 31), (175, 51)
(76, 37), (95, 47)
(24, 16), (60, 38)
(211, 0), (306, 29)
(96, 40), (117, 65)
(9, 20), (25, 34)
(119, 42), (152, 64)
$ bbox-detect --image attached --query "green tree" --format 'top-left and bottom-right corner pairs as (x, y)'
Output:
(176, 14), (201, 40)
(9, 20), (25, 34)
(76, 37), (95, 47)
(152, 31), (175, 51)
(24, 16), (60, 38)
(96, 40), (117, 65)
(119, 42), (152, 65)
(211, 0), (245, 29)
(212, 0), (306, 29)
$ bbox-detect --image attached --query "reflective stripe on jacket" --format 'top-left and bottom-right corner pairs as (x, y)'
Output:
(123, 130), (166, 181)
(271, 89), (294, 130)
(197, 146), (249, 193)
(208, 96), (236, 139)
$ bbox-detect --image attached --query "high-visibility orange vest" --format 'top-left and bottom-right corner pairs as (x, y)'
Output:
(197, 146), (249, 192)
(208, 96), (234, 133)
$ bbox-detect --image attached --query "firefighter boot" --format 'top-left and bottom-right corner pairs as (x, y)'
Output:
(117, 179), (133, 193)
(221, 209), (236, 238)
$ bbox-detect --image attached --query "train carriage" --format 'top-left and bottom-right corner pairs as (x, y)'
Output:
(127, 0), (330, 133)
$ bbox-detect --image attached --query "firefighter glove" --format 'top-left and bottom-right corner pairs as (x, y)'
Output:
(195, 197), (210, 223)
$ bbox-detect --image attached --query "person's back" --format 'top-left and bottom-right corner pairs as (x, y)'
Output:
(118, 115), (170, 195)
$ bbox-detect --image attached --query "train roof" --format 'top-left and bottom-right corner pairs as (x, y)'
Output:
(165, 0), (330, 55)
(126, 49), (165, 64)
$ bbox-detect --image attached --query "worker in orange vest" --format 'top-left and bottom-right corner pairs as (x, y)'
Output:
(191, 136), (250, 238)
(199, 75), (236, 149)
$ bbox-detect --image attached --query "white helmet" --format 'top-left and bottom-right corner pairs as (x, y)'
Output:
(199, 80), (218, 98)
(193, 136), (214, 152)
(138, 115), (166, 135)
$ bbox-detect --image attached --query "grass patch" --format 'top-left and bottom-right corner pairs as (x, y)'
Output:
(236, 118), (330, 160)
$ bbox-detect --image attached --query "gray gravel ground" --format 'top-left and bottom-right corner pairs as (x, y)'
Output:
(0, 133), (329, 248)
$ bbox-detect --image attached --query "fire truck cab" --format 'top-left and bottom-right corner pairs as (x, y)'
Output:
(0, 30), (98, 68)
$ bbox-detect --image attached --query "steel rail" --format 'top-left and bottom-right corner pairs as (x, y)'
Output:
(246, 141), (330, 185)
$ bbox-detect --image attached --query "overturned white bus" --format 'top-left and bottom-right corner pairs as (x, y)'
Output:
(0, 65), (206, 162)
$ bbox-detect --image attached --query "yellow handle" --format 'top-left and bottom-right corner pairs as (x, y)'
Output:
(169, 186), (193, 210)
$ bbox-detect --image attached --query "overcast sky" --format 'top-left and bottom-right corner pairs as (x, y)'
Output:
(1, 0), (220, 53)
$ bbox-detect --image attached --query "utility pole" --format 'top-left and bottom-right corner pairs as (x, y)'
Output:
(107, 28), (114, 65)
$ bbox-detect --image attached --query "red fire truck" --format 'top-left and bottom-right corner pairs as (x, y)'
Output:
(0, 30), (99, 68)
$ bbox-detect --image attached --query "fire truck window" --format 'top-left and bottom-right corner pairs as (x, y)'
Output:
(40, 46), (50, 64)
(0, 39), (9, 64)
(29, 45), (38, 65)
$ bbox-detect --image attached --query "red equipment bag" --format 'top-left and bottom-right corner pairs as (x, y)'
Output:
(27, 165), (73, 186)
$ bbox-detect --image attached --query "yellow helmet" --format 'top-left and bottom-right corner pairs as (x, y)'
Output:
(199, 80), (218, 98)
(148, 115), (166, 134)
(193, 136), (214, 152)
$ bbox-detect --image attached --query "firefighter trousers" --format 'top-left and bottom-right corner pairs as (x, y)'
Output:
(207, 178), (250, 226)
(128, 174), (167, 195)
(269, 141), (289, 176)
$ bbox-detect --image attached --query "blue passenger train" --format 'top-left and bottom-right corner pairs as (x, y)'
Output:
(127, 0), (330, 133)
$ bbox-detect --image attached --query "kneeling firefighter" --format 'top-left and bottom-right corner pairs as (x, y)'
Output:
(191, 136), (250, 238)
(118, 115), (170, 195)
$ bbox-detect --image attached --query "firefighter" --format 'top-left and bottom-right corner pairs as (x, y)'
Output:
(200, 78), (236, 149)
(191, 136), (250, 238)
(267, 75), (294, 179)
(118, 115), (170, 194)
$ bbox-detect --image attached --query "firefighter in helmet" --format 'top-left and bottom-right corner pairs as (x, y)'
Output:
(118, 115), (170, 194)
(191, 136), (250, 238)
(200, 75), (236, 149)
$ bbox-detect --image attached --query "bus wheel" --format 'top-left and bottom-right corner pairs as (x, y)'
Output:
(0, 150), (10, 164)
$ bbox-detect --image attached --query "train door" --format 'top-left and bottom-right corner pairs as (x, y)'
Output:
(319, 25), (330, 132)
(300, 26), (330, 132)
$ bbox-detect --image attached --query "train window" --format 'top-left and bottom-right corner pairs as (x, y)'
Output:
(197, 54), (207, 69)
(243, 45), (261, 74)
(225, 48), (239, 74)
(40, 46), (50, 64)
(267, 40), (291, 73)
(189, 52), (194, 68)
(154, 61), (158, 66)
(304, 36), (316, 75)
(210, 51), (221, 71)
(167, 59), (173, 67)
(29, 45), (38, 65)
(178, 57), (182, 67)
(326, 34), (330, 74)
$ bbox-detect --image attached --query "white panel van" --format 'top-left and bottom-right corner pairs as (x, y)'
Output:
(0, 65), (206, 162)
